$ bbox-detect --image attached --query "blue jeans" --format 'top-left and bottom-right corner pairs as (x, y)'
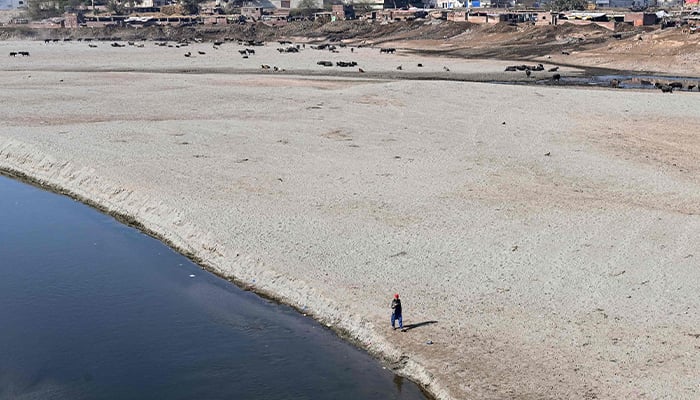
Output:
(391, 313), (403, 329)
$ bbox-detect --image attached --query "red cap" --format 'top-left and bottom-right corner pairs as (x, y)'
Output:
(394, 293), (399, 299)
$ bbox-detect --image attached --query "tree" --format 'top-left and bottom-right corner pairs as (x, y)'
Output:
(550, 0), (587, 11)
(105, 0), (126, 13)
(25, 0), (81, 19)
(290, 0), (322, 18)
(350, 0), (374, 14)
(180, 0), (202, 15)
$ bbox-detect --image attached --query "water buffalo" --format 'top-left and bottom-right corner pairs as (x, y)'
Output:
(336, 61), (357, 67)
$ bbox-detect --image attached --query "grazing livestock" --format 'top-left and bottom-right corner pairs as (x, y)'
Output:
(88, 44), (98, 48)
(610, 79), (620, 88)
(44, 39), (51, 44)
(317, 61), (333, 67)
(688, 84), (696, 91)
(198, 51), (206, 55)
(261, 64), (271, 69)
(669, 81), (683, 89)
(504, 66), (517, 72)
(358, 68), (365, 73)
(396, 65), (403, 70)
(277, 46), (299, 53)
(111, 42), (125, 47)
(379, 48), (396, 54)
(525, 69), (531, 78)
(336, 61), (358, 67)
(245, 48), (255, 55)
(561, 51), (570, 55)
(184, 52), (191, 57)
(417, 63), (423, 67)
(552, 73), (561, 82)
(238, 49), (247, 55)
(443, 66), (450, 72)
(548, 66), (559, 72)
(213, 41), (224, 46)
(660, 85), (673, 93)
(9, 52), (17, 57)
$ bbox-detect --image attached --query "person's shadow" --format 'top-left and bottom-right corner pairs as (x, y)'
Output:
(400, 320), (437, 332)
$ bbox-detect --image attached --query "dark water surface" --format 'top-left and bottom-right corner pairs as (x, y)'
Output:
(0, 175), (427, 400)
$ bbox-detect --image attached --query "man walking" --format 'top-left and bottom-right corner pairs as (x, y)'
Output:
(391, 293), (403, 330)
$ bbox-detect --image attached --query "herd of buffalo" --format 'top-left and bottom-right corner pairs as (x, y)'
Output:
(7, 39), (699, 92)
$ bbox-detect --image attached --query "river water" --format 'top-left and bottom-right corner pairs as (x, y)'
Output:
(0, 175), (427, 400)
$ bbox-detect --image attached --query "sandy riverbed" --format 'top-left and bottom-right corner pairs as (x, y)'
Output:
(1, 39), (700, 400)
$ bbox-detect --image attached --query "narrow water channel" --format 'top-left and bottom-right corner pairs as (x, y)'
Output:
(0, 175), (428, 400)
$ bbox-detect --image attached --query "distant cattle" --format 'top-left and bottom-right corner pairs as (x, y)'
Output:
(660, 85), (674, 93)
(669, 81), (683, 89)
(336, 61), (358, 67)
(317, 61), (333, 67)
(380, 48), (396, 54)
(277, 46), (299, 53)
(552, 73), (561, 82)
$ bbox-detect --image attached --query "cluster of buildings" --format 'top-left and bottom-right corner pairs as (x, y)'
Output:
(3, 0), (698, 30)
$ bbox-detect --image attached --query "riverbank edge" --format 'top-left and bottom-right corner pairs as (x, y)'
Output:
(0, 138), (445, 400)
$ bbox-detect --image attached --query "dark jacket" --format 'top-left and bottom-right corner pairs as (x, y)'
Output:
(391, 299), (402, 316)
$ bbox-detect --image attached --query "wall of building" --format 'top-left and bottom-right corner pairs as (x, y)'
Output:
(0, 0), (25, 10)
